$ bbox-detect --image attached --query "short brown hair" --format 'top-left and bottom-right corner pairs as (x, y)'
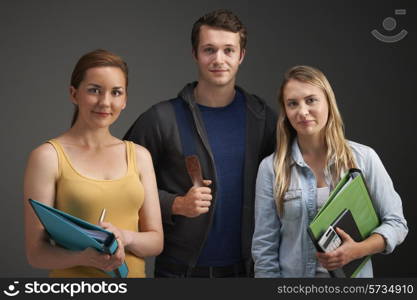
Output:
(70, 49), (128, 127)
(191, 9), (247, 54)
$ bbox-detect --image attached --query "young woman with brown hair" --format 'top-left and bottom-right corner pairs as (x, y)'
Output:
(24, 49), (163, 277)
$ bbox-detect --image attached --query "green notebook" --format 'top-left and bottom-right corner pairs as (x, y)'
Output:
(307, 169), (380, 277)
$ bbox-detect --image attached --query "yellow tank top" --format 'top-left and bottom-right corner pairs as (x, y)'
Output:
(47, 139), (145, 278)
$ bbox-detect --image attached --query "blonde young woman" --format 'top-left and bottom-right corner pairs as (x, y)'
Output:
(251, 65), (408, 277)
(24, 50), (163, 277)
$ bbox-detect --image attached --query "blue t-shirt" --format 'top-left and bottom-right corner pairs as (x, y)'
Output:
(196, 90), (246, 266)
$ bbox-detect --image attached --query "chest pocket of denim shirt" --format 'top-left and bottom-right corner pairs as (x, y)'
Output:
(282, 189), (302, 221)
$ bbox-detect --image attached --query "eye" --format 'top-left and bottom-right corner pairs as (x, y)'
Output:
(88, 87), (100, 94)
(224, 48), (234, 55)
(203, 47), (215, 54)
(112, 89), (123, 96)
(306, 97), (317, 104)
(224, 48), (235, 55)
(287, 100), (298, 108)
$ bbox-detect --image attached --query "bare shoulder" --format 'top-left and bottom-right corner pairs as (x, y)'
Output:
(133, 144), (155, 176)
(26, 142), (58, 176)
(134, 143), (152, 162)
(29, 142), (57, 161)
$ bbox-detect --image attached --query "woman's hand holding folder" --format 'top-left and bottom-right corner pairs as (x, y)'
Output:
(78, 220), (126, 273)
(99, 221), (126, 272)
(316, 227), (386, 272)
(78, 209), (125, 273)
(316, 227), (361, 270)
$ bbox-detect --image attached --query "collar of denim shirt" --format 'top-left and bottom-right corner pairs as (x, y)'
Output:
(289, 137), (336, 168)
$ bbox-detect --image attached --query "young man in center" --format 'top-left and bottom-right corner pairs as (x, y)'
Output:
(124, 9), (277, 277)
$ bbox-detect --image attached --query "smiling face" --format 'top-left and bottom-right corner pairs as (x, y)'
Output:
(70, 66), (126, 128)
(283, 79), (329, 139)
(194, 25), (245, 88)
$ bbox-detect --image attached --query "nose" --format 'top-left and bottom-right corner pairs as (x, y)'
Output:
(298, 103), (309, 117)
(98, 91), (111, 107)
(213, 50), (225, 65)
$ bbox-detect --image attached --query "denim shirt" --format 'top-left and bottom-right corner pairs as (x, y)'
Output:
(252, 139), (408, 278)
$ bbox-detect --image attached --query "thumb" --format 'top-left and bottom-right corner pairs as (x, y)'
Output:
(335, 227), (352, 242)
(203, 179), (212, 186)
(100, 221), (111, 229)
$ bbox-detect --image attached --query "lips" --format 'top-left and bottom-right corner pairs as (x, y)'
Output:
(299, 120), (315, 126)
(93, 112), (111, 117)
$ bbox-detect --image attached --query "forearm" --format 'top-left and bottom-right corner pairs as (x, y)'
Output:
(122, 230), (163, 258)
(27, 240), (84, 270)
(356, 233), (386, 259)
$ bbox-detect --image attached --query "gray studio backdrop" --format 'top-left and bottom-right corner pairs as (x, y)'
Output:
(1, 0), (415, 277)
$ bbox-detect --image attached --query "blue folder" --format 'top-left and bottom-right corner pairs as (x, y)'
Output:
(29, 198), (129, 278)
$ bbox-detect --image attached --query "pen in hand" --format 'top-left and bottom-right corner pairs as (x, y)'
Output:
(98, 208), (106, 224)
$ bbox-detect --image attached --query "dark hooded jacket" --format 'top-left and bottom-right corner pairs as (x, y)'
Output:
(124, 82), (277, 275)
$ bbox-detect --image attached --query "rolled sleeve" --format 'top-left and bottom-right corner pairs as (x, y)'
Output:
(364, 147), (408, 254)
(252, 156), (282, 277)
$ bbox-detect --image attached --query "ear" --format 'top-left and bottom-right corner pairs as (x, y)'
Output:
(121, 95), (127, 110)
(69, 86), (78, 105)
(238, 48), (246, 64)
(192, 49), (198, 62)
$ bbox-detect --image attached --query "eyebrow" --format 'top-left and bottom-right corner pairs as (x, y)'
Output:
(286, 94), (317, 101)
(286, 94), (318, 102)
(200, 43), (237, 48)
(303, 94), (317, 99)
(87, 83), (124, 90)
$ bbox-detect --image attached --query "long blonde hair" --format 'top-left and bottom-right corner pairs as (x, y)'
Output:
(273, 66), (357, 215)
